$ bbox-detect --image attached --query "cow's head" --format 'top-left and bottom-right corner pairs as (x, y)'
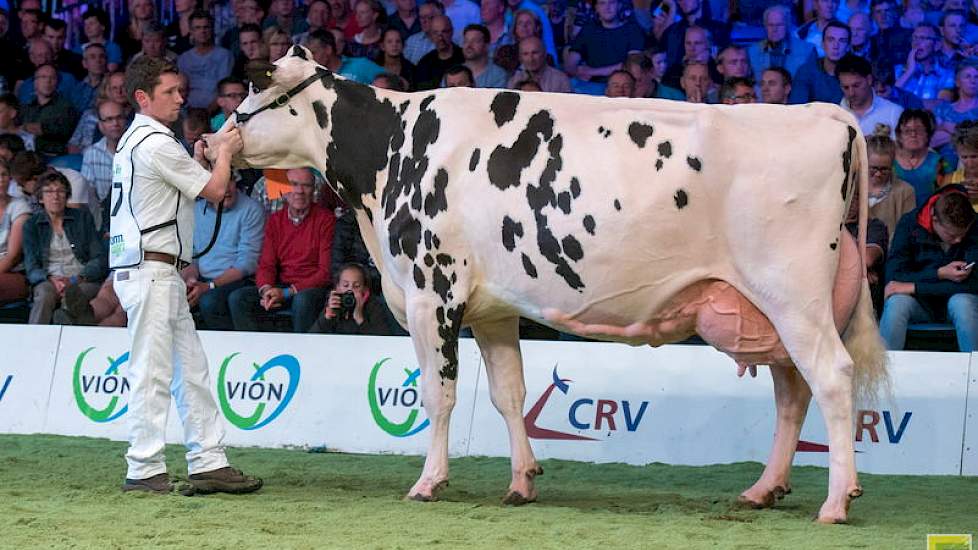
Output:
(206, 45), (331, 172)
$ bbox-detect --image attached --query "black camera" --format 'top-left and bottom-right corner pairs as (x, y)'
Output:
(337, 290), (357, 318)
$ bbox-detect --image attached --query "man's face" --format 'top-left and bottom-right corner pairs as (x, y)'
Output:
(718, 48), (749, 78)
(43, 26), (66, 53)
(0, 102), (17, 128)
(942, 14), (965, 46)
(814, 0), (839, 19)
(239, 30), (263, 59)
(958, 66), (978, 97)
(514, 12), (537, 39)
(519, 38), (545, 72)
(605, 73), (634, 97)
(132, 0), (155, 20)
(0, 12), (8, 37)
(934, 215), (972, 245)
(236, 0), (263, 23)
(273, 0), (295, 17)
(28, 39), (53, 67)
(108, 73), (128, 103)
(221, 180), (239, 209)
(336, 268), (368, 299)
(652, 52), (667, 79)
(724, 82), (756, 104)
(823, 27), (850, 61)
(83, 46), (107, 77)
(760, 69), (790, 103)
(307, 39), (332, 65)
(176, 0), (195, 13)
(871, 1), (897, 29)
(419, 4), (438, 32)
(430, 16), (453, 51)
(911, 26), (939, 58)
(678, 0), (701, 16)
(395, 0), (416, 13)
(958, 146), (978, 180)
(138, 72), (184, 123)
(595, 0), (619, 23)
(681, 64), (711, 98)
(684, 29), (709, 60)
(307, 1), (330, 28)
(97, 101), (127, 142)
(355, 1), (377, 27)
(462, 30), (487, 61)
(34, 66), (58, 98)
(848, 14), (870, 47)
(191, 17), (214, 47)
(444, 70), (473, 87)
(142, 31), (165, 57)
(481, 0), (504, 24)
(764, 9), (787, 43)
(286, 170), (314, 210)
(20, 13), (40, 40)
(83, 16), (105, 40)
(839, 72), (873, 107)
(217, 83), (247, 115)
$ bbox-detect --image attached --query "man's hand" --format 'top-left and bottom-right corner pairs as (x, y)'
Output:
(323, 290), (341, 319)
(938, 261), (973, 282)
(884, 280), (915, 299)
(193, 140), (210, 167)
(904, 47), (918, 76)
(218, 127), (243, 158)
(187, 281), (209, 307)
(24, 122), (42, 136)
(260, 287), (285, 311)
(50, 276), (68, 296)
(737, 363), (757, 378)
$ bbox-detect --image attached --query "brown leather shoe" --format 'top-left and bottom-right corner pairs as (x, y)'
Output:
(187, 467), (262, 495)
(122, 473), (173, 494)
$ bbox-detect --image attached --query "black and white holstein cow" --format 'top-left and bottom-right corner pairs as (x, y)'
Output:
(210, 46), (888, 523)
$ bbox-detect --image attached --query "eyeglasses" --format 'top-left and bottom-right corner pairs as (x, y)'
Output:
(42, 188), (68, 196)
(731, 93), (756, 101)
(869, 166), (892, 174)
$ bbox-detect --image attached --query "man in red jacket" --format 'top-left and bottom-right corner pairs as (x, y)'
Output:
(228, 168), (336, 332)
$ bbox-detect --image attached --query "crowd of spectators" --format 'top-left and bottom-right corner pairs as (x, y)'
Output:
(1, 0), (978, 349)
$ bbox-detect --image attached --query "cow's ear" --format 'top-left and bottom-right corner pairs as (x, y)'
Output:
(290, 45), (308, 60)
(245, 59), (277, 91)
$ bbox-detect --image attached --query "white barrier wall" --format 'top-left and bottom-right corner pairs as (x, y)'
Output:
(0, 325), (975, 476)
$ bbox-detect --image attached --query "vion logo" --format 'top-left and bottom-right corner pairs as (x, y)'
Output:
(0, 374), (12, 402)
(525, 367), (649, 440)
(217, 353), (300, 430)
(73, 347), (130, 423)
(797, 409), (912, 452)
(368, 358), (429, 437)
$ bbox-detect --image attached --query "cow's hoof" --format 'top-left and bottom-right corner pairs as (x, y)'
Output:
(737, 484), (790, 509)
(502, 490), (536, 506)
(814, 513), (848, 525)
(848, 486), (863, 499)
(406, 479), (448, 502)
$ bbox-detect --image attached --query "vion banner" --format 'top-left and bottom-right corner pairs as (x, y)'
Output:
(0, 325), (60, 434)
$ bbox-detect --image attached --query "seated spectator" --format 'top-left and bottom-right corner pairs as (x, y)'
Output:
(492, 8), (547, 74)
(178, 11), (234, 109)
(21, 65), (79, 157)
(872, 62), (925, 109)
(251, 168), (338, 213)
(127, 22), (179, 68)
(716, 44), (751, 82)
(879, 186), (978, 351)
(265, 26), (294, 63)
(789, 20), (851, 104)
(0, 135), (27, 164)
(69, 43), (108, 113)
(931, 62), (978, 152)
(661, 26), (722, 91)
(81, 100), (127, 206)
(604, 69), (635, 97)
(404, 1), (443, 64)
(67, 71), (130, 154)
(720, 77), (756, 104)
(43, 18), (84, 80)
(229, 168), (336, 333)
(211, 77), (248, 131)
(52, 276), (127, 326)
(869, 0), (912, 68)
(76, 8), (123, 71)
(372, 72), (409, 90)
(514, 79), (542, 91)
(660, 0), (731, 70)
(416, 16), (464, 90)
(183, 182), (265, 330)
(373, 28), (418, 89)
(182, 108), (211, 153)
(309, 262), (392, 335)
(443, 64), (475, 86)
(940, 120), (978, 211)
(680, 61), (713, 103)
(836, 54), (903, 138)
(222, 0), (265, 56)
(502, 0), (558, 66)
(506, 36), (571, 93)
(388, 0), (422, 40)
(894, 23), (954, 107)
(166, 0), (196, 55)
(16, 38), (78, 105)
(9, 150), (46, 210)
(461, 24), (508, 88)
(867, 132), (917, 238)
(305, 29), (386, 85)
(292, 0), (331, 45)
(479, 0), (510, 54)
(894, 108), (949, 205)
(564, 0), (646, 95)
(22, 171), (106, 324)
(116, 0), (158, 60)
(0, 94), (36, 151)
(798, 0), (840, 56)
(847, 12), (873, 59)
(232, 23), (269, 79)
(0, 159), (31, 304)
(623, 52), (684, 99)
(264, 0), (306, 36)
(936, 9), (967, 71)
(346, 0), (385, 59)
(760, 66), (792, 103)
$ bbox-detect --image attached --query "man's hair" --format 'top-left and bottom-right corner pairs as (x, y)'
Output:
(183, 108), (210, 133)
(21, 8), (42, 20)
(142, 20), (165, 37)
(834, 53), (872, 78)
(38, 169), (72, 199)
(952, 119), (978, 151)
(0, 134), (26, 156)
(189, 9), (214, 26)
(684, 25), (712, 44)
(762, 4), (793, 28)
(624, 51), (653, 71)
(218, 76), (246, 95)
(608, 69), (636, 85)
(422, 0), (446, 13)
(514, 79), (542, 91)
(306, 28), (336, 51)
(0, 93), (19, 110)
(720, 76), (755, 99)
(10, 151), (47, 185)
(913, 21), (940, 38)
(338, 262), (370, 287)
(716, 44), (746, 65)
(125, 56), (178, 109)
(869, 0), (894, 10)
(83, 42), (107, 54)
(681, 60), (709, 76)
(871, 61), (895, 85)
(45, 18), (67, 33)
(956, 60), (978, 78)
(940, 8), (966, 26)
(463, 23), (490, 43)
(82, 7), (110, 29)
(372, 72), (407, 91)
(762, 66), (792, 86)
(444, 64), (474, 83)
(934, 192), (976, 229)
(239, 22), (263, 37)
(897, 108), (935, 138)
(823, 20), (852, 42)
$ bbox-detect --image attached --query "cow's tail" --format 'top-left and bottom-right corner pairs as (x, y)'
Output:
(843, 127), (891, 407)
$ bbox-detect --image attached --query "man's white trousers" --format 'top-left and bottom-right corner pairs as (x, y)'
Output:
(115, 260), (229, 480)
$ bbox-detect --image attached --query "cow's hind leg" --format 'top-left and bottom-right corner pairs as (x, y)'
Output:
(405, 297), (466, 502)
(739, 365), (812, 508)
(471, 316), (542, 505)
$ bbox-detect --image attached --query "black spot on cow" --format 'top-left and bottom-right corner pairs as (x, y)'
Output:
(583, 215), (596, 235)
(570, 177), (581, 198)
(364, 208), (373, 225)
(674, 189), (689, 209)
(557, 191), (571, 214)
(487, 110), (554, 191)
(424, 230), (432, 250)
(387, 203), (422, 259)
(598, 126), (605, 135)
(686, 156), (702, 172)
(490, 92), (520, 127)
(435, 304), (466, 381)
(312, 100), (329, 129)
(614, 199), (622, 211)
(562, 235), (583, 261)
(655, 159), (663, 171)
(435, 253), (454, 266)
(469, 148), (480, 171)
(398, 101), (409, 115)
(432, 266), (452, 303)
(521, 253), (538, 278)
(424, 253), (434, 267)
(628, 122), (654, 148)
(411, 190), (422, 211)
(841, 126), (857, 201)
(413, 265), (425, 289)
(451, 272), (457, 283)
(432, 233), (441, 249)
(658, 141), (672, 158)
(830, 242), (838, 250)
(423, 168), (449, 218)
(501, 216), (524, 252)
(290, 44), (307, 59)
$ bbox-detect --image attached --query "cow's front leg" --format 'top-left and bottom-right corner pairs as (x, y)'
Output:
(472, 316), (542, 505)
(405, 297), (466, 502)
(739, 365), (811, 508)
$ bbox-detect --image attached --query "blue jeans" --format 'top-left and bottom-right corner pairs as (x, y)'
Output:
(879, 293), (978, 351)
(196, 278), (249, 331)
(228, 285), (328, 333)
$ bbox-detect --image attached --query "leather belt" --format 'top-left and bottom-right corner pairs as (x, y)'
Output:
(143, 251), (189, 270)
